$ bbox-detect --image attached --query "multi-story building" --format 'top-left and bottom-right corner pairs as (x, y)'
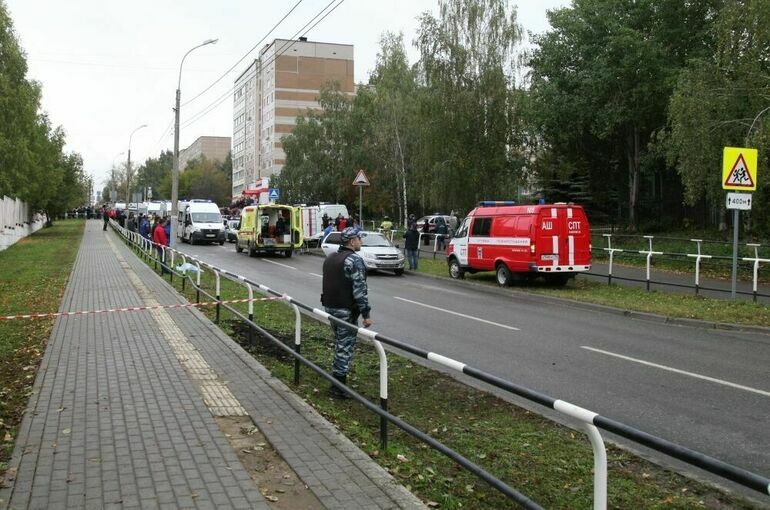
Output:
(231, 37), (354, 199)
(178, 136), (232, 172)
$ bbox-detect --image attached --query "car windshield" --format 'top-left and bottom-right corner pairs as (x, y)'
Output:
(361, 234), (392, 247)
(191, 213), (221, 223)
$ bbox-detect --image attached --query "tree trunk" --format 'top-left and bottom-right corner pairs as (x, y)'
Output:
(627, 127), (641, 230)
(392, 108), (409, 229)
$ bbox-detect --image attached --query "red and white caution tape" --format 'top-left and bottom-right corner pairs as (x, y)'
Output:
(0, 297), (282, 321)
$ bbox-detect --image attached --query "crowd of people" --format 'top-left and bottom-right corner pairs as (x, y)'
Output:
(100, 205), (173, 273)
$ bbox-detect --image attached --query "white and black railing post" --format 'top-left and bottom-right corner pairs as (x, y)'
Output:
(214, 270), (221, 323)
(687, 239), (711, 296)
(639, 236), (662, 291)
(244, 281), (255, 347)
(195, 261), (202, 303)
(602, 234), (623, 285)
(360, 328), (389, 450)
(284, 295), (303, 385)
(742, 243), (769, 303)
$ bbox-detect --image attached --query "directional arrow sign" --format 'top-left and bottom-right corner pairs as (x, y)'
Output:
(726, 192), (752, 210)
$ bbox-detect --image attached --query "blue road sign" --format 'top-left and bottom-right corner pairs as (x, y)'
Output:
(268, 188), (280, 201)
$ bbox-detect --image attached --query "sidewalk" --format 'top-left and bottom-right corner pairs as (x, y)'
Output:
(0, 222), (424, 510)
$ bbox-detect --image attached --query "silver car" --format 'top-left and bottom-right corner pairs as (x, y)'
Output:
(321, 231), (405, 275)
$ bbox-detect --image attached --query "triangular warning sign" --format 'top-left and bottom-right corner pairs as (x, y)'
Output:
(352, 169), (370, 186)
(724, 154), (754, 188)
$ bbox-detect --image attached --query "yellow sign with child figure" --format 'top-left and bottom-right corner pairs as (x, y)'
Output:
(722, 147), (758, 191)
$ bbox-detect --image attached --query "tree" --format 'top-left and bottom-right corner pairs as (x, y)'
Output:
(528, 0), (718, 228)
(178, 156), (231, 205)
(415, 0), (524, 213)
(135, 150), (172, 200)
(667, 0), (770, 231)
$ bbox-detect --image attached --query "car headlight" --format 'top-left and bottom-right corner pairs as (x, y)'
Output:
(362, 252), (377, 260)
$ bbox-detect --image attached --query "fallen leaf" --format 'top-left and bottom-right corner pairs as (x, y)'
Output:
(397, 454), (408, 462)
(4, 433), (12, 442)
(62, 428), (71, 435)
(265, 495), (278, 502)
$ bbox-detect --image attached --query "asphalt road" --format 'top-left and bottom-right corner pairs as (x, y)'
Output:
(172, 240), (770, 498)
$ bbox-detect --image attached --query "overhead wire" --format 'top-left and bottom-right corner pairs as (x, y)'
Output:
(181, 0), (306, 107)
(180, 0), (346, 130)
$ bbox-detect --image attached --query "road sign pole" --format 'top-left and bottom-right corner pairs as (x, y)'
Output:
(731, 208), (739, 299)
(359, 186), (363, 226)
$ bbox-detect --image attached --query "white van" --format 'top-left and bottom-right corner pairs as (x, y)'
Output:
(146, 201), (163, 217)
(300, 203), (348, 245)
(177, 200), (225, 245)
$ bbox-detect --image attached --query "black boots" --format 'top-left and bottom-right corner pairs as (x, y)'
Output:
(329, 374), (350, 400)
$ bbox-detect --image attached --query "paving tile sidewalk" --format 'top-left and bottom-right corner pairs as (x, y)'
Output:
(0, 222), (424, 510)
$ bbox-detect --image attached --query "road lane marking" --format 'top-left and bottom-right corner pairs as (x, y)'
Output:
(581, 346), (770, 398)
(393, 296), (520, 331)
(262, 259), (296, 270)
(309, 273), (323, 278)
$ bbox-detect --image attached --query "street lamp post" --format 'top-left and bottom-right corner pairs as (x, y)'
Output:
(171, 38), (218, 247)
(126, 124), (148, 206)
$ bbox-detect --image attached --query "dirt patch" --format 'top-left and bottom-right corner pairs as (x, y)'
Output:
(215, 416), (323, 510)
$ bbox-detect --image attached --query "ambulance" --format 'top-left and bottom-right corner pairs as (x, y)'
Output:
(236, 204), (303, 258)
(447, 201), (591, 286)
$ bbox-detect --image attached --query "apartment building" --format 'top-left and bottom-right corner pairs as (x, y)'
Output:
(178, 136), (232, 172)
(231, 37), (354, 198)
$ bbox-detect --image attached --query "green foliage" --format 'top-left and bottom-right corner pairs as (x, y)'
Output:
(135, 150), (172, 201)
(527, 0), (719, 228)
(666, 0), (770, 232)
(177, 156), (231, 205)
(0, 2), (88, 221)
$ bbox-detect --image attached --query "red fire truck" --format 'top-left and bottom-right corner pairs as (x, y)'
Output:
(447, 201), (591, 286)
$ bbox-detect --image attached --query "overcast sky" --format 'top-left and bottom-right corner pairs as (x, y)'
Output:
(6, 0), (568, 189)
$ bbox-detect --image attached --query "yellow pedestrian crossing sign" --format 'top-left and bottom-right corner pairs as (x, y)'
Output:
(722, 147), (758, 191)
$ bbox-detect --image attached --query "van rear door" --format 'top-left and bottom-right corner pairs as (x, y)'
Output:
(535, 206), (590, 269)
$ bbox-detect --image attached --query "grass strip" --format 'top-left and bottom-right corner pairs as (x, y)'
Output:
(0, 220), (84, 476)
(121, 236), (763, 509)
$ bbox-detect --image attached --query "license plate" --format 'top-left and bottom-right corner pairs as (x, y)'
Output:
(206, 234), (215, 237)
(541, 254), (558, 261)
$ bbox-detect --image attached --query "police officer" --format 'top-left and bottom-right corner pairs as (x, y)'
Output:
(321, 227), (373, 398)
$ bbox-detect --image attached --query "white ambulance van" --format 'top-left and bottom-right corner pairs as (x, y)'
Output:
(177, 200), (225, 245)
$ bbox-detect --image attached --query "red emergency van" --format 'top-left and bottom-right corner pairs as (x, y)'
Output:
(447, 201), (591, 286)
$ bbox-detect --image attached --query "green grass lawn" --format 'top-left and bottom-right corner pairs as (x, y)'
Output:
(0, 220), (84, 475)
(118, 236), (765, 509)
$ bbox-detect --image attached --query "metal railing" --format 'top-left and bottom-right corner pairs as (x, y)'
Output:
(596, 234), (770, 301)
(111, 221), (770, 508)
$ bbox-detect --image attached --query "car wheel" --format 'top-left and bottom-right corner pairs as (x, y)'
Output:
(394, 268), (404, 276)
(219, 240), (224, 246)
(236, 242), (243, 253)
(496, 263), (512, 287)
(448, 258), (464, 280)
(248, 243), (256, 257)
(284, 250), (292, 258)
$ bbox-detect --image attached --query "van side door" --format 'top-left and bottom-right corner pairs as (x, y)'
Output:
(451, 217), (471, 265)
(468, 216), (493, 270)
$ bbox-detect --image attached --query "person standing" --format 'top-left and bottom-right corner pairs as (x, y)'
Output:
(321, 227), (373, 399)
(152, 217), (169, 274)
(403, 222), (420, 271)
(435, 217), (448, 251)
(138, 214), (150, 239)
(102, 205), (110, 231)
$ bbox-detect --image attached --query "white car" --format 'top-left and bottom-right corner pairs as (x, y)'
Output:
(321, 231), (405, 275)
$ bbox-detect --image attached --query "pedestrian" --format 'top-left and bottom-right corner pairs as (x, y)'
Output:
(403, 222), (420, 270)
(321, 227), (373, 399)
(102, 205), (110, 231)
(322, 213), (330, 229)
(379, 216), (393, 233)
(334, 213), (342, 231)
(322, 222), (334, 240)
(422, 218), (430, 245)
(126, 213), (136, 233)
(338, 215), (348, 231)
(163, 216), (171, 241)
(152, 217), (169, 274)
(435, 217), (448, 251)
(139, 214), (150, 239)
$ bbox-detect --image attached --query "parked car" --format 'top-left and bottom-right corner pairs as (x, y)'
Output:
(415, 215), (452, 233)
(225, 218), (240, 243)
(321, 231), (405, 275)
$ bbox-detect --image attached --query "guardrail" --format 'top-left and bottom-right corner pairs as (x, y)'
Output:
(596, 234), (770, 301)
(111, 221), (770, 508)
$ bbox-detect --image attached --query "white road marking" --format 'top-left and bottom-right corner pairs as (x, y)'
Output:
(581, 346), (770, 398)
(393, 296), (520, 331)
(309, 273), (323, 278)
(411, 283), (466, 296)
(262, 259), (296, 270)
